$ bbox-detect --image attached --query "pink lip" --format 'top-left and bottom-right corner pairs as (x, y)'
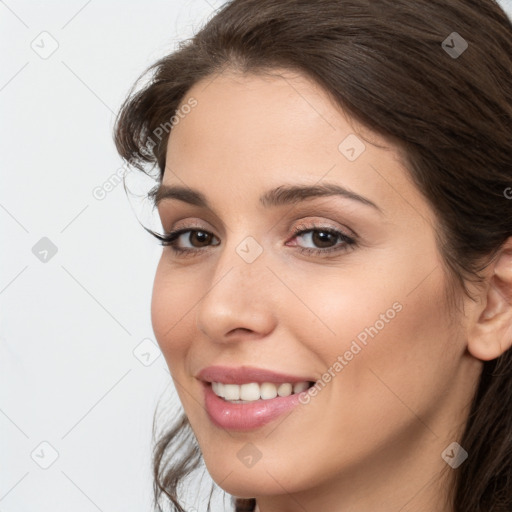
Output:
(196, 365), (314, 385)
(196, 365), (315, 431)
(202, 381), (307, 431)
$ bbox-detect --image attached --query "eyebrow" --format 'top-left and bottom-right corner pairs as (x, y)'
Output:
(150, 182), (382, 213)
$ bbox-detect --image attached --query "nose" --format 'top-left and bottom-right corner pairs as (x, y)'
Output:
(195, 240), (278, 344)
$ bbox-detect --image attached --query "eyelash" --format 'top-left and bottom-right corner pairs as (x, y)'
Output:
(152, 222), (357, 258)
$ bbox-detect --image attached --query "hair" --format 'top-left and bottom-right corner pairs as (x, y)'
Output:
(113, 1), (512, 510)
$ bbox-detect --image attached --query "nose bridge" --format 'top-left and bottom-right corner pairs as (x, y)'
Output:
(195, 233), (277, 340)
(210, 232), (270, 304)
(214, 231), (270, 292)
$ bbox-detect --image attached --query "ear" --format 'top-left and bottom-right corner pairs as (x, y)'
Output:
(467, 237), (512, 361)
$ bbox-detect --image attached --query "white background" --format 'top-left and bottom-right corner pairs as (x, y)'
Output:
(1, 1), (511, 511)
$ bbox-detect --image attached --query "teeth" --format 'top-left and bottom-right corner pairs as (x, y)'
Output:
(240, 383), (260, 401)
(211, 381), (311, 402)
(277, 383), (292, 397)
(260, 382), (278, 400)
(293, 382), (309, 393)
(223, 384), (240, 401)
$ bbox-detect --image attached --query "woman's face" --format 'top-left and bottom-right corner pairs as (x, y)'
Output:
(151, 69), (481, 510)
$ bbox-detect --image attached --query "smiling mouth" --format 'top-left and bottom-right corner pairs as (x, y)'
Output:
(209, 380), (315, 403)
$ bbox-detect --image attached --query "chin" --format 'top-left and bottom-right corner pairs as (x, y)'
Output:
(206, 462), (286, 497)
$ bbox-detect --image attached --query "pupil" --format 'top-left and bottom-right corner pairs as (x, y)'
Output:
(313, 231), (335, 248)
(192, 231), (210, 247)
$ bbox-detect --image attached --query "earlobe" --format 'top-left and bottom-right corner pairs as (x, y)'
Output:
(467, 238), (512, 362)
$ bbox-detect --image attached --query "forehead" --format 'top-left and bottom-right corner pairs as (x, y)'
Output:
(169, 68), (358, 154)
(163, 69), (431, 224)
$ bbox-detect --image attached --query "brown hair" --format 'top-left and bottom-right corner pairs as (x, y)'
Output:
(113, 1), (512, 510)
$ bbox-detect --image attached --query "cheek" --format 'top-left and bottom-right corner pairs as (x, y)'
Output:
(150, 258), (198, 370)
(294, 251), (456, 403)
(312, 266), (457, 436)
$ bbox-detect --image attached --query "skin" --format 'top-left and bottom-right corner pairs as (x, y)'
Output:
(150, 68), (512, 512)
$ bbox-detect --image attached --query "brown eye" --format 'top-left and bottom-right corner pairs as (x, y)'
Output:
(157, 228), (220, 253)
(289, 225), (357, 257)
(310, 230), (338, 248)
(189, 230), (214, 247)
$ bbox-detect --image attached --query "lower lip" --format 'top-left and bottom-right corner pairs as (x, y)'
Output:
(203, 382), (306, 431)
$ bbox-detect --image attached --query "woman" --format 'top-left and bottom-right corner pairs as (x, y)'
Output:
(113, 1), (512, 510)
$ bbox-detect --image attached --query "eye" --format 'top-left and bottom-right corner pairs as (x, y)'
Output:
(150, 223), (357, 258)
(288, 223), (357, 256)
(154, 227), (220, 256)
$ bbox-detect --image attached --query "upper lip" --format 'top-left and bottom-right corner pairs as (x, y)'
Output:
(196, 365), (314, 385)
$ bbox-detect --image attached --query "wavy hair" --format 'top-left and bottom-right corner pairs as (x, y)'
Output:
(113, 1), (512, 510)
